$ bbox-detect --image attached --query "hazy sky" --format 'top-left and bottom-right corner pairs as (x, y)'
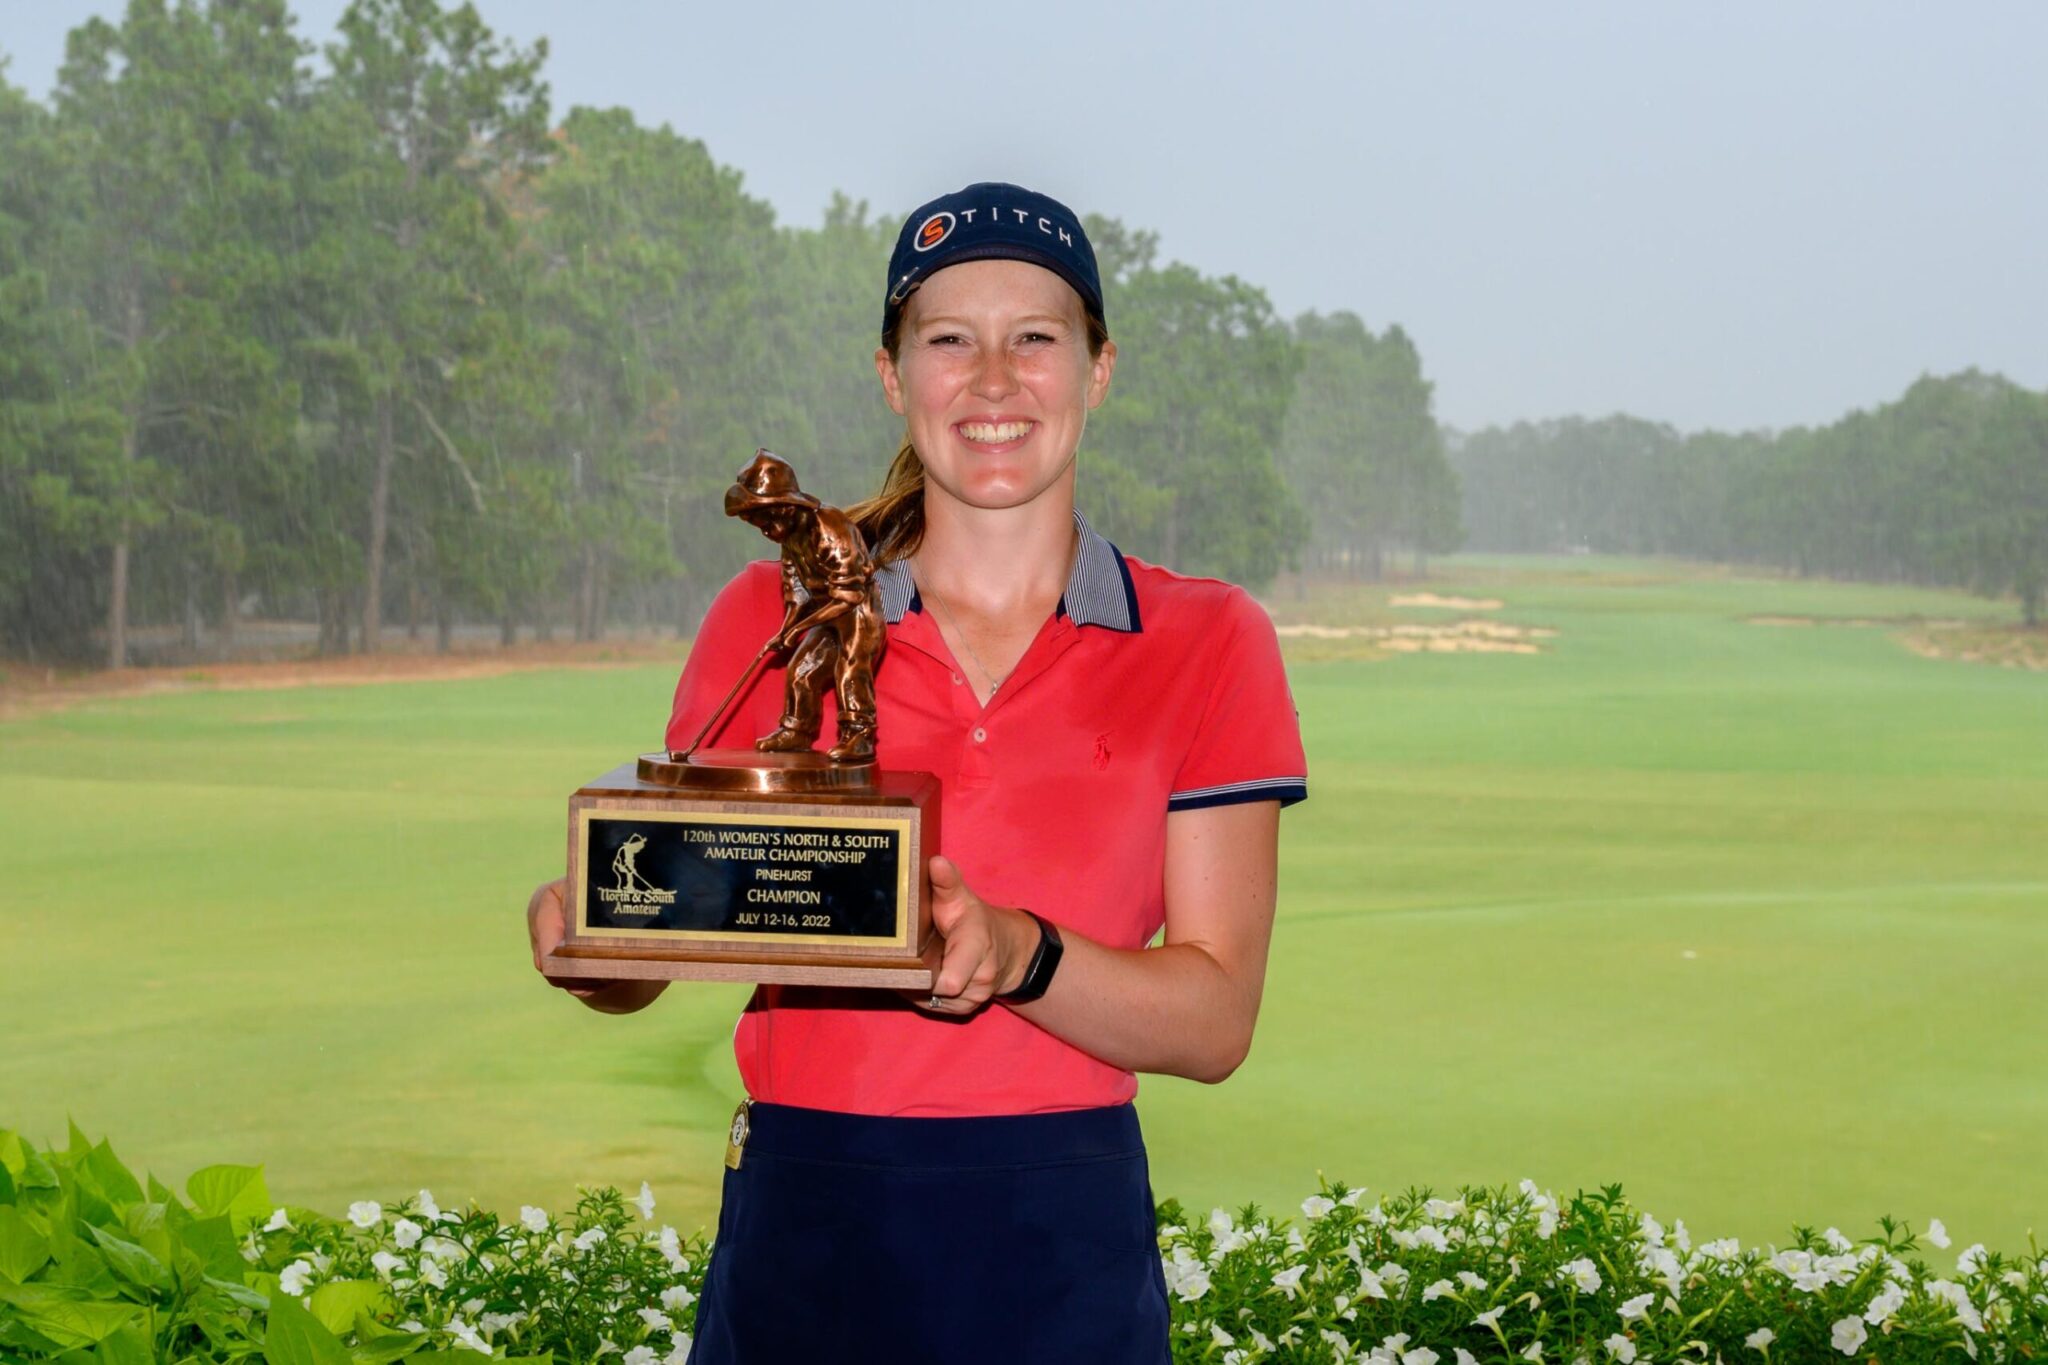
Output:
(7, 2), (2045, 433)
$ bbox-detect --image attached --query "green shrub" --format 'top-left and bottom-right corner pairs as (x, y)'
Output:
(2, 1125), (2041, 1362)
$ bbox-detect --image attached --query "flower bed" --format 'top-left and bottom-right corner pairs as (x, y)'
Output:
(1, 1126), (2041, 1362)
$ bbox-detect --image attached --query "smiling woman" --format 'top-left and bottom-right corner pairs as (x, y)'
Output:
(525, 181), (1308, 1363)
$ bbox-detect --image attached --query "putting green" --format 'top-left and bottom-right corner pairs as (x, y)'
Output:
(2, 557), (2043, 1250)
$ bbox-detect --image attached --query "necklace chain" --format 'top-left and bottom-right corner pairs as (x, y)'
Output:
(912, 524), (1080, 699)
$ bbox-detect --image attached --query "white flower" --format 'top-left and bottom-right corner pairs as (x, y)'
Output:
(1522, 1341), (1544, 1362)
(1603, 1335), (1636, 1363)
(263, 1207), (292, 1233)
(422, 1235), (465, 1263)
(1926, 1219), (1951, 1250)
(595, 1339), (618, 1358)
(347, 1201), (382, 1229)
(1424, 1278), (1457, 1301)
(416, 1189), (444, 1222)
(1474, 1306), (1506, 1329)
(1170, 1262), (1211, 1302)
(1863, 1280), (1906, 1324)
(1377, 1260), (1409, 1288)
(1925, 1279), (1984, 1333)
(393, 1217), (424, 1249)
(1639, 1214), (1665, 1246)
(1458, 1271), (1488, 1291)
(1822, 1227), (1853, 1252)
(663, 1339), (692, 1365)
(1303, 1195), (1336, 1220)
(1272, 1264), (1308, 1298)
(370, 1250), (404, 1281)
(1561, 1258), (1603, 1293)
(520, 1205), (548, 1233)
(1536, 1209), (1558, 1239)
(1358, 1265), (1390, 1300)
(636, 1308), (672, 1332)
(1457, 1353), (1479, 1365)
(623, 1347), (657, 1365)
(1339, 1187), (1369, 1208)
(574, 1226), (608, 1251)
(481, 1311), (527, 1336)
(278, 1259), (314, 1297)
(1210, 1323), (1236, 1347)
(660, 1285), (695, 1312)
(1321, 1328), (1354, 1361)
(1830, 1316), (1867, 1354)
(398, 1321), (426, 1334)
(418, 1257), (448, 1289)
(658, 1225), (686, 1271)
(1208, 1208), (1235, 1236)
(1957, 1243), (1988, 1275)
(1402, 1350), (1440, 1365)
(1424, 1197), (1466, 1220)
(446, 1320), (490, 1356)
(1618, 1292), (1654, 1321)
(1744, 1327), (1775, 1350)
(634, 1182), (656, 1220)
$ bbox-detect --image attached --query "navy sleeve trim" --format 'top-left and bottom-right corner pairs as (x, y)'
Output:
(1167, 778), (1308, 812)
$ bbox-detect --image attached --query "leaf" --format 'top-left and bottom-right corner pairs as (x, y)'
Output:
(349, 1312), (433, 1364)
(0, 1161), (16, 1206)
(179, 1213), (246, 1282)
(93, 1321), (155, 1365)
(43, 1239), (116, 1297)
(186, 1165), (272, 1224)
(84, 1143), (144, 1207)
(0, 1282), (143, 1349)
(0, 1205), (52, 1282)
(202, 1274), (271, 1311)
(264, 1290), (355, 1365)
(308, 1280), (392, 1336)
(145, 1174), (176, 1205)
(86, 1226), (169, 1293)
(0, 1129), (25, 1177)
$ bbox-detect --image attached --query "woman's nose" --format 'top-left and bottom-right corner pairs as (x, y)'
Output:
(972, 347), (1019, 399)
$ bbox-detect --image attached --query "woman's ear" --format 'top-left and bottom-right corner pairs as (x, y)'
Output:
(875, 346), (906, 416)
(1086, 338), (1118, 410)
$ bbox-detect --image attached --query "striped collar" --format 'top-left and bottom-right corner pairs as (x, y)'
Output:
(874, 508), (1142, 632)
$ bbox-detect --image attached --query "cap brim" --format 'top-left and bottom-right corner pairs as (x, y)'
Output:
(887, 243), (1105, 329)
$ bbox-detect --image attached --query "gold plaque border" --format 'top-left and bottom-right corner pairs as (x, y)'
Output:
(574, 807), (913, 949)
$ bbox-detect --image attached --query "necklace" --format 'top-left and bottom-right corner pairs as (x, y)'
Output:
(913, 524), (1080, 699)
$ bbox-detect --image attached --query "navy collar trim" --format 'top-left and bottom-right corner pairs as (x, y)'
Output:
(874, 509), (1140, 633)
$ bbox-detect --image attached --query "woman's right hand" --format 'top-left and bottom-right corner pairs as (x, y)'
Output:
(527, 877), (603, 996)
(526, 877), (667, 1012)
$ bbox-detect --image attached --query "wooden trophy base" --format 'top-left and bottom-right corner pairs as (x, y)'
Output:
(547, 751), (939, 989)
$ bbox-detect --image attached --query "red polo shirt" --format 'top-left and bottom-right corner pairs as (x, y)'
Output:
(663, 511), (1307, 1116)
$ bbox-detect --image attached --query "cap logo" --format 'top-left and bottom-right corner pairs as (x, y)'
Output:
(913, 211), (956, 252)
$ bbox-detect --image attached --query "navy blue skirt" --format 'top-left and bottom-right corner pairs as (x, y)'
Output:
(687, 1101), (1170, 1363)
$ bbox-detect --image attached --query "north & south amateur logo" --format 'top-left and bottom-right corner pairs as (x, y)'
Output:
(599, 831), (675, 914)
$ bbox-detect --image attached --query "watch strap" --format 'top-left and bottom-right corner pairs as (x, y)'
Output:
(999, 910), (1063, 1004)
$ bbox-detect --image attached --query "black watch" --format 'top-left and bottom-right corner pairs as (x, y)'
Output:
(998, 910), (1063, 1004)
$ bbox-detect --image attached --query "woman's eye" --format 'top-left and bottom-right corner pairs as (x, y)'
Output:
(927, 334), (965, 347)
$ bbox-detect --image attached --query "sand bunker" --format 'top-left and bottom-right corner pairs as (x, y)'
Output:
(1388, 593), (1505, 610)
(1745, 614), (1968, 628)
(1274, 620), (1557, 654)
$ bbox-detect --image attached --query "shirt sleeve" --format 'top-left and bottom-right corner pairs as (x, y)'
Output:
(664, 562), (785, 752)
(1167, 587), (1309, 812)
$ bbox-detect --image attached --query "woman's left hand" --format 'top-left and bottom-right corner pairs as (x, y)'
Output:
(912, 855), (1037, 1015)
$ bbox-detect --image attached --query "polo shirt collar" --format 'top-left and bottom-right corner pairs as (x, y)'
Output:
(874, 508), (1141, 633)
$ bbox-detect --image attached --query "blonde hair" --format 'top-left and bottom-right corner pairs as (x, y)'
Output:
(850, 305), (1111, 562)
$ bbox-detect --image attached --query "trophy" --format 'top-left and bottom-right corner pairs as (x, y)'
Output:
(541, 452), (938, 989)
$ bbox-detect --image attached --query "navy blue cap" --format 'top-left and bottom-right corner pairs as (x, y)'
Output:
(883, 182), (1105, 343)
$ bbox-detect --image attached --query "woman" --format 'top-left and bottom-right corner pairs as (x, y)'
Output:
(526, 182), (1307, 1362)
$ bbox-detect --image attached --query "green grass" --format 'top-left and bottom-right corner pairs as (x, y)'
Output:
(3, 556), (2045, 1251)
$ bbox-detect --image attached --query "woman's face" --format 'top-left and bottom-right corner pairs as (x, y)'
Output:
(875, 258), (1115, 515)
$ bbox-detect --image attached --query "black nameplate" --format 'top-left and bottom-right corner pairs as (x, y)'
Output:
(579, 814), (905, 942)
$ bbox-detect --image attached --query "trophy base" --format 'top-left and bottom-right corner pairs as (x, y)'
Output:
(556, 756), (938, 989)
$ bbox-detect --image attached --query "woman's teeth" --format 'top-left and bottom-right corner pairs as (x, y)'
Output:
(958, 421), (1034, 443)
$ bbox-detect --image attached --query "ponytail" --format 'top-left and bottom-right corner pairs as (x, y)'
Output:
(848, 435), (926, 563)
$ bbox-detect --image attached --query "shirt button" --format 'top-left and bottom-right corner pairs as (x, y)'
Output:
(952, 673), (963, 685)
(971, 727), (987, 744)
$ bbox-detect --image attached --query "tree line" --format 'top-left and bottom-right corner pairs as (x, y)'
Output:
(1451, 369), (2048, 624)
(0, 0), (1459, 666)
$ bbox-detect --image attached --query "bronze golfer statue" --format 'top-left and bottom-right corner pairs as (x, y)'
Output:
(719, 451), (886, 764)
